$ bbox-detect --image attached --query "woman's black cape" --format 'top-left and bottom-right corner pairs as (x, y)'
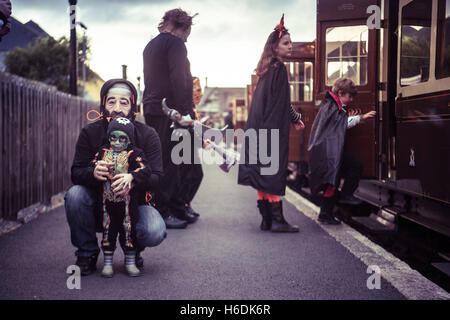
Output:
(237, 63), (291, 196)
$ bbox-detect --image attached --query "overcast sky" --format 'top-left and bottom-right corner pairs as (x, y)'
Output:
(11, 0), (316, 89)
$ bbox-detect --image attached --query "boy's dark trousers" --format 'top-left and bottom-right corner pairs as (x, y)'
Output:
(320, 153), (362, 214)
(102, 200), (137, 254)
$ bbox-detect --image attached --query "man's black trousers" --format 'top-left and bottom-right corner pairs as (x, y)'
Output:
(145, 115), (186, 216)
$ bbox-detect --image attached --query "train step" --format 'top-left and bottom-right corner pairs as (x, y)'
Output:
(438, 252), (450, 262)
(431, 262), (450, 278)
(351, 207), (401, 234)
(352, 215), (396, 233)
(400, 212), (450, 238)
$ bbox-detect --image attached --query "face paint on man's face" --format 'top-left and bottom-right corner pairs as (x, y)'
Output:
(109, 130), (130, 152)
(105, 92), (132, 120)
(110, 111), (126, 119)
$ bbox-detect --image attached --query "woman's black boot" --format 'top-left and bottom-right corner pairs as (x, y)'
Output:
(269, 201), (299, 233)
(257, 200), (271, 230)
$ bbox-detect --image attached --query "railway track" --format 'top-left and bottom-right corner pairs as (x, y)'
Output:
(287, 178), (450, 294)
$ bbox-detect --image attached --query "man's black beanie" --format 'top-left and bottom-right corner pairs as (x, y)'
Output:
(107, 117), (135, 144)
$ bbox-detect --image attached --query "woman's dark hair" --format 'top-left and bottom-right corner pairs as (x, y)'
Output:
(158, 8), (193, 32)
(255, 30), (289, 78)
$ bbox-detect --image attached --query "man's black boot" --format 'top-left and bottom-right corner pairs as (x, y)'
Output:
(269, 201), (299, 233)
(163, 214), (188, 229)
(174, 207), (198, 224)
(75, 253), (99, 276)
(185, 204), (200, 217)
(257, 200), (271, 231)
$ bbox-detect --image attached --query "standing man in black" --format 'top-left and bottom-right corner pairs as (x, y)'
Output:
(143, 9), (197, 229)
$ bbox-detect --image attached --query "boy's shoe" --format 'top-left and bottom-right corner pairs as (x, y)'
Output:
(101, 264), (114, 278)
(125, 254), (141, 277)
(75, 254), (98, 276)
(318, 213), (341, 225)
(125, 264), (141, 277)
(125, 251), (144, 269)
(101, 253), (114, 278)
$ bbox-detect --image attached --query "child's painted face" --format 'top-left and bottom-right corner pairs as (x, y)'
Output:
(109, 130), (129, 152)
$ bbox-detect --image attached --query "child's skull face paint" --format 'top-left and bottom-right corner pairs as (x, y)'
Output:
(109, 130), (129, 151)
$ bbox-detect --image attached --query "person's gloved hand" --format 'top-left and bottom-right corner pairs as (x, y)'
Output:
(111, 173), (134, 196)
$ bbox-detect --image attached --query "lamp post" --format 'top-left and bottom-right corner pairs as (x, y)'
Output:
(69, 0), (78, 96)
(78, 21), (87, 97)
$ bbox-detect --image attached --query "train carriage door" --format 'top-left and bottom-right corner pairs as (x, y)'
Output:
(316, 0), (380, 178)
(285, 42), (315, 176)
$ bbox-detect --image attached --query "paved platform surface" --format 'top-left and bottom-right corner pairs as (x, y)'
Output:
(1, 161), (447, 300)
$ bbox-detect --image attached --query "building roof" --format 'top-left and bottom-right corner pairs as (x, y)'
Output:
(0, 17), (104, 100)
(0, 17), (50, 52)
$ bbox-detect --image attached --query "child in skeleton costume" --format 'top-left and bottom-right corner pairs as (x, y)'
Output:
(96, 117), (151, 277)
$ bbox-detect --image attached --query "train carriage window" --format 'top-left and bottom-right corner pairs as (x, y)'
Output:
(436, 0), (450, 79)
(400, 0), (432, 86)
(285, 61), (314, 102)
(325, 25), (368, 86)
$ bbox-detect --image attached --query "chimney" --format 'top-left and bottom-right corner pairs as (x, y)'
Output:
(122, 65), (128, 80)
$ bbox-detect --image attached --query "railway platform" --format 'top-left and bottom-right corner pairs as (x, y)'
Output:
(0, 162), (449, 300)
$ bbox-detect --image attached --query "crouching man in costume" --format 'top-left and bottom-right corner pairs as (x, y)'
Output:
(65, 79), (166, 276)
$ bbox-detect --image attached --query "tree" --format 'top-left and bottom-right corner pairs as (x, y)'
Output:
(4, 35), (93, 94)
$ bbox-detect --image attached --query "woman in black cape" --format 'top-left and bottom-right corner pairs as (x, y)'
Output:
(238, 15), (305, 233)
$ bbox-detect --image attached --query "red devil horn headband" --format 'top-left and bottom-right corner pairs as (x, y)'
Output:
(274, 13), (288, 38)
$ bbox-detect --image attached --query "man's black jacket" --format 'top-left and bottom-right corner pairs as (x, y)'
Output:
(142, 32), (193, 116)
(71, 119), (163, 204)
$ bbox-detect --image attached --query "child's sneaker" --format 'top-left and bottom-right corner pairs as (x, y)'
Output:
(101, 253), (114, 278)
(125, 253), (141, 277)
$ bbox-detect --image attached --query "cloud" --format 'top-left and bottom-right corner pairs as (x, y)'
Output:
(11, 0), (316, 88)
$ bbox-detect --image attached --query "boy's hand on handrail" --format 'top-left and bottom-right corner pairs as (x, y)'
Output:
(362, 111), (376, 120)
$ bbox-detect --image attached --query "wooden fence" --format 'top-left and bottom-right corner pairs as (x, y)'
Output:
(0, 71), (98, 220)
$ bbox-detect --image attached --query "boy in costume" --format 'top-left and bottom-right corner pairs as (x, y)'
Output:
(96, 117), (151, 277)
